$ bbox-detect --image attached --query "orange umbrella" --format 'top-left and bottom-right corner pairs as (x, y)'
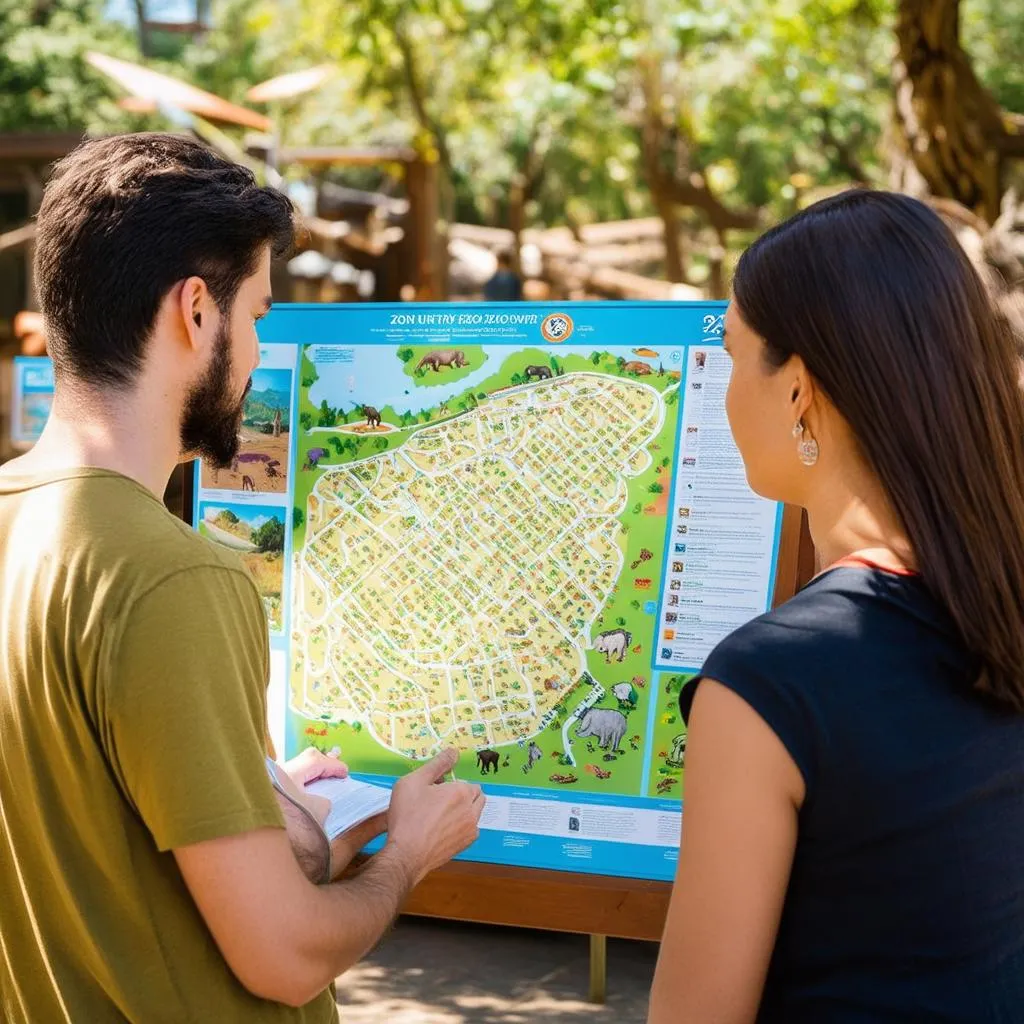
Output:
(86, 51), (271, 132)
(246, 65), (336, 103)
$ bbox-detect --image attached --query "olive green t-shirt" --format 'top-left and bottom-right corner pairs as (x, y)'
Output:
(0, 469), (337, 1024)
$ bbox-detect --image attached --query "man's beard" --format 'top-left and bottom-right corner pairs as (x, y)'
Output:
(180, 322), (251, 470)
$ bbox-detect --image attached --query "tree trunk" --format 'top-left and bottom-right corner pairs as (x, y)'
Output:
(651, 187), (686, 284)
(133, 0), (150, 57)
(893, 0), (1007, 222)
(639, 60), (688, 284)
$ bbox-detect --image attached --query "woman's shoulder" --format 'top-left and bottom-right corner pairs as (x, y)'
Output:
(712, 566), (944, 667)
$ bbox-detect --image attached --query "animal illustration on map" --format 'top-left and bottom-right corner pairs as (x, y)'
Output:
(417, 349), (468, 372)
(265, 460), (281, 479)
(362, 405), (382, 428)
(629, 548), (654, 571)
(524, 364), (552, 381)
(585, 764), (612, 780)
(666, 733), (687, 768)
(550, 773), (578, 785)
(594, 629), (632, 663)
(656, 777), (678, 795)
(612, 682), (639, 710)
(623, 360), (653, 375)
(576, 708), (628, 753)
(304, 447), (327, 469)
(632, 675), (647, 689)
(241, 475), (256, 492)
(522, 741), (543, 774)
(476, 749), (500, 774)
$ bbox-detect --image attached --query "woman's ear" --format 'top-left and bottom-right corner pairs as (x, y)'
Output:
(788, 356), (815, 424)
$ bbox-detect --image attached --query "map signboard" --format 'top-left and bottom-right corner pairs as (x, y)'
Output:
(191, 301), (784, 882)
(7, 303), (784, 883)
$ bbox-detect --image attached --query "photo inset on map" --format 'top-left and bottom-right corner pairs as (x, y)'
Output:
(200, 366), (292, 495)
(288, 342), (685, 797)
(199, 501), (286, 633)
(18, 392), (53, 441)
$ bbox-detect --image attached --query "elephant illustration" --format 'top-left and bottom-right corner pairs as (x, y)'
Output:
(524, 365), (552, 381)
(417, 349), (468, 372)
(362, 405), (382, 428)
(476, 749), (500, 774)
(576, 709), (627, 753)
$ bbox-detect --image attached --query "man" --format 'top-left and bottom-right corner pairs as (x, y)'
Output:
(482, 250), (523, 301)
(0, 133), (484, 1022)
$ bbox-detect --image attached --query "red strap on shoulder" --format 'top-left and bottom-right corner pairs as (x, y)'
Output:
(826, 553), (917, 576)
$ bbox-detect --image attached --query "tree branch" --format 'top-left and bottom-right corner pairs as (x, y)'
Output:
(392, 19), (454, 180)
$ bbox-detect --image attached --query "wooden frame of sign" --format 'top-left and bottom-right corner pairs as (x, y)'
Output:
(399, 503), (816, 995)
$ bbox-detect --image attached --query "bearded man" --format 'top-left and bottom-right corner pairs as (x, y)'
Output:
(0, 133), (482, 1023)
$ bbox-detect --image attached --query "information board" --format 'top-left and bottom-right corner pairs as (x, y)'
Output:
(9, 357), (54, 448)
(190, 302), (784, 883)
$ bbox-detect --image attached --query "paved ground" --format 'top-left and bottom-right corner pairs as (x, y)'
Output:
(335, 917), (659, 1023)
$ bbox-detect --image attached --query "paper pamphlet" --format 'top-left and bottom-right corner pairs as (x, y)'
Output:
(303, 776), (391, 841)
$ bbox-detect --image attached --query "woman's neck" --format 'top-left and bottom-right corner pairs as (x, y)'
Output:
(804, 464), (914, 573)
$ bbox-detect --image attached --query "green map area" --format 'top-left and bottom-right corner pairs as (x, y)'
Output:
(289, 345), (687, 799)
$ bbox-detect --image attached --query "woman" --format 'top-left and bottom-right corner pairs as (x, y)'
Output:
(648, 190), (1024, 1023)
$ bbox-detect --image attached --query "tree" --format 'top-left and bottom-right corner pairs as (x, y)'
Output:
(329, 437), (343, 454)
(299, 412), (314, 431)
(398, 347), (415, 363)
(648, 482), (664, 494)
(318, 399), (337, 428)
(252, 517), (285, 553)
(893, 0), (1023, 222)
(293, 507), (305, 528)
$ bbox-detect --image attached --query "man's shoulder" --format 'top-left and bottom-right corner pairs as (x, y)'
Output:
(28, 470), (252, 596)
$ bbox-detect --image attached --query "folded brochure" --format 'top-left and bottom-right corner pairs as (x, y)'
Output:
(265, 757), (391, 842)
(303, 774), (392, 841)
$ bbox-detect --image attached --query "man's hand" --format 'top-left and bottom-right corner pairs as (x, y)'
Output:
(385, 748), (484, 885)
(282, 747), (349, 826)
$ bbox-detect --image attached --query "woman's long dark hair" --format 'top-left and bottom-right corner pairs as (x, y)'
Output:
(733, 189), (1024, 711)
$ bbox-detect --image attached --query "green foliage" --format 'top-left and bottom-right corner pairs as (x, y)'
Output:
(299, 411), (313, 431)
(293, 506), (305, 528)
(397, 347), (415, 363)
(317, 399), (337, 428)
(0, 0), (138, 133)
(252, 516), (285, 553)
(4, 0), (1020, 286)
(648, 482), (664, 494)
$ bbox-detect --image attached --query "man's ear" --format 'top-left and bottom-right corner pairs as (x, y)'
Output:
(178, 276), (215, 352)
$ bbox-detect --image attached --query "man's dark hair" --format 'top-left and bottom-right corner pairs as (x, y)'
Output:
(34, 132), (294, 388)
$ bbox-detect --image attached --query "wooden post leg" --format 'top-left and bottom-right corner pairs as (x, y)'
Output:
(588, 933), (607, 1004)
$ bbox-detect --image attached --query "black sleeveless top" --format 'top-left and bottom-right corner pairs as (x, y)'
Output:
(680, 566), (1024, 1023)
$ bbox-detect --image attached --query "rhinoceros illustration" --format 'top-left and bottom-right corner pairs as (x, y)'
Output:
(417, 349), (468, 372)
(576, 708), (627, 753)
(594, 629), (632, 663)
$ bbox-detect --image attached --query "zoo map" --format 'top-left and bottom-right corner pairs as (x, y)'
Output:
(191, 303), (785, 880)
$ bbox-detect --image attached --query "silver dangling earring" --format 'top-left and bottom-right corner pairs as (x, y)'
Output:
(792, 420), (819, 467)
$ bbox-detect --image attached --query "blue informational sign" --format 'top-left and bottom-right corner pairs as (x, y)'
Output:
(192, 301), (783, 882)
(10, 302), (784, 882)
(10, 357), (55, 446)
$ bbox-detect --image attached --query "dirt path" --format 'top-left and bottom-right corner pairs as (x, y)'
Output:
(333, 918), (656, 1023)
